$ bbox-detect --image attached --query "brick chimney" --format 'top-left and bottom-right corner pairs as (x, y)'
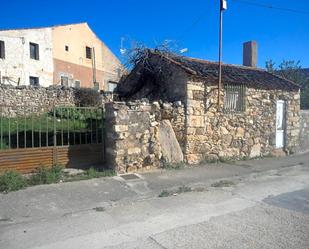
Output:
(243, 41), (258, 67)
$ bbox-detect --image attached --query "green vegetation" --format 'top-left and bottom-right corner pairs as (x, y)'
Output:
(28, 165), (63, 185)
(265, 59), (309, 109)
(162, 161), (186, 170)
(0, 166), (115, 193)
(74, 88), (102, 107)
(64, 168), (116, 182)
(211, 180), (235, 188)
(158, 185), (193, 198)
(93, 206), (106, 212)
(158, 190), (171, 197)
(0, 171), (28, 193)
(199, 156), (236, 165)
(0, 107), (104, 149)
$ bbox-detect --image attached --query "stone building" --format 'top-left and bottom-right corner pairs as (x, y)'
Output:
(116, 45), (300, 164)
(0, 23), (122, 90)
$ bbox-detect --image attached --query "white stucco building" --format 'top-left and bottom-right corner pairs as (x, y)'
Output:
(0, 23), (122, 90)
(0, 28), (54, 87)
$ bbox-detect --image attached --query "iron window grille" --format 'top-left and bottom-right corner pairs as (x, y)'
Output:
(224, 84), (246, 112)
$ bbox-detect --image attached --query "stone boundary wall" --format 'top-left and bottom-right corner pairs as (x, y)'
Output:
(0, 84), (114, 116)
(299, 110), (309, 152)
(105, 101), (185, 173)
(0, 85), (76, 115)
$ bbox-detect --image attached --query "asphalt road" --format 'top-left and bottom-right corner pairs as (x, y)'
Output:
(0, 156), (309, 249)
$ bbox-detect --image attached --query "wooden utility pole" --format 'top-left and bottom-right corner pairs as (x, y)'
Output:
(218, 0), (227, 105)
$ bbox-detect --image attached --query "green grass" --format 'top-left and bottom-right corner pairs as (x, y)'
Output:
(158, 190), (171, 197)
(158, 185), (193, 198)
(93, 206), (105, 212)
(0, 141), (9, 149)
(64, 168), (116, 182)
(0, 166), (115, 193)
(0, 115), (88, 134)
(0, 111), (104, 149)
(28, 165), (64, 185)
(0, 171), (28, 193)
(211, 180), (235, 188)
(162, 161), (186, 170)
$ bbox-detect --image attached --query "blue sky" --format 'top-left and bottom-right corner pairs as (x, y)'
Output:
(2, 0), (309, 68)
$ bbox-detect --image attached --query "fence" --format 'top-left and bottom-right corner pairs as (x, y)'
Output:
(0, 105), (105, 173)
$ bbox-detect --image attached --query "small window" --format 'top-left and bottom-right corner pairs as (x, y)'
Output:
(86, 46), (92, 59)
(65, 45), (69, 51)
(61, 76), (69, 87)
(0, 40), (5, 59)
(224, 84), (246, 112)
(29, 42), (39, 60)
(29, 76), (39, 86)
(74, 80), (80, 88)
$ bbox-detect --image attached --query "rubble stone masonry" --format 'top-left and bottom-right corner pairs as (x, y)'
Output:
(0, 84), (76, 116)
(185, 79), (300, 164)
(299, 110), (309, 152)
(105, 101), (185, 173)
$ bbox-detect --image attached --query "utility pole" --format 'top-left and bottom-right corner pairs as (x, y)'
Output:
(218, 0), (227, 105)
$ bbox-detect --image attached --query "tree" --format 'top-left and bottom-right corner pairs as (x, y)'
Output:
(265, 59), (309, 109)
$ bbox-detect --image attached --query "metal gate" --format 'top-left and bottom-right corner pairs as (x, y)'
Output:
(0, 105), (105, 173)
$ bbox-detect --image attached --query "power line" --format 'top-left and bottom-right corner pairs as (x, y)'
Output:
(177, 13), (206, 40)
(232, 0), (309, 15)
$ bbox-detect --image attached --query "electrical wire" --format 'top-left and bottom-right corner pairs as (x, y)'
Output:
(232, 0), (309, 15)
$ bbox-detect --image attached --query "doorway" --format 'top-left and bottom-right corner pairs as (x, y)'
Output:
(276, 100), (286, 149)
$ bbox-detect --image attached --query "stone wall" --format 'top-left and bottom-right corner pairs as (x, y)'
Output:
(0, 85), (76, 115)
(185, 79), (300, 163)
(105, 101), (185, 173)
(299, 110), (309, 152)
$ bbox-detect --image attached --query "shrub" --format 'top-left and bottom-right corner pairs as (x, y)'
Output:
(0, 141), (9, 150)
(74, 88), (102, 107)
(85, 168), (116, 178)
(158, 190), (171, 197)
(0, 171), (27, 193)
(162, 161), (186, 170)
(29, 165), (63, 185)
(211, 180), (235, 188)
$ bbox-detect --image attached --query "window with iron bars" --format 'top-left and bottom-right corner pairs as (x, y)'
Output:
(224, 84), (246, 112)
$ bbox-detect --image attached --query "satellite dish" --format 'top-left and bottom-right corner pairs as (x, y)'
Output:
(180, 48), (188, 54)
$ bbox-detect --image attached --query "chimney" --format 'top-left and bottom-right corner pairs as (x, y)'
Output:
(243, 41), (258, 67)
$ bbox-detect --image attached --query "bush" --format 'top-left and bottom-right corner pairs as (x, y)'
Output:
(75, 88), (102, 107)
(162, 161), (185, 170)
(29, 165), (63, 185)
(85, 168), (116, 178)
(0, 171), (27, 193)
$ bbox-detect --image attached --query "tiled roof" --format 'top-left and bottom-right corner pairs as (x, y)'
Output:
(153, 52), (300, 91)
